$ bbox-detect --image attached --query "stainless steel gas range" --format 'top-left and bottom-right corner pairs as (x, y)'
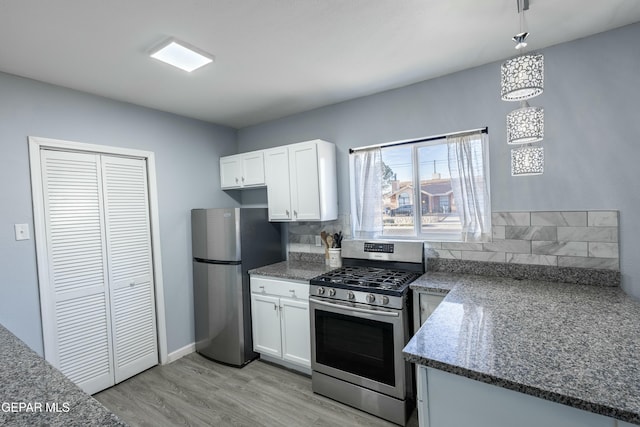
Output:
(309, 240), (424, 426)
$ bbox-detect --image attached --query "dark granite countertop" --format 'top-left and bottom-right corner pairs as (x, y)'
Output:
(0, 323), (127, 427)
(248, 260), (333, 281)
(404, 272), (640, 425)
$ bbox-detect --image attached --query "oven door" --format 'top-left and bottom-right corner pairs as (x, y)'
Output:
(310, 297), (407, 399)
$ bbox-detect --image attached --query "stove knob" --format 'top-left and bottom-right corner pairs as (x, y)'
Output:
(347, 291), (355, 300)
(317, 287), (325, 295)
(381, 296), (389, 305)
(328, 288), (336, 297)
(366, 294), (376, 304)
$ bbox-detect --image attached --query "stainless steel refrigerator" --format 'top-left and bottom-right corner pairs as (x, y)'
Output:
(191, 208), (283, 366)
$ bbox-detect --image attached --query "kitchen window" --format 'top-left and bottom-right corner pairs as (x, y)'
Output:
(349, 130), (491, 242)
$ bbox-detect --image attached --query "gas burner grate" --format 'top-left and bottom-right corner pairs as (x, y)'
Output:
(314, 266), (420, 293)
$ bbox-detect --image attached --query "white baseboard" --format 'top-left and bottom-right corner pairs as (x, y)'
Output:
(165, 342), (196, 364)
(259, 354), (312, 376)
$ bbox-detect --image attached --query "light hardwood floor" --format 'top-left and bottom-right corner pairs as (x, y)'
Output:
(95, 353), (418, 427)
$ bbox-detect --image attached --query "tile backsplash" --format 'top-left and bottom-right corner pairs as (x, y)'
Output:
(286, 210), (620, 272)
(427, 211), (619, 271)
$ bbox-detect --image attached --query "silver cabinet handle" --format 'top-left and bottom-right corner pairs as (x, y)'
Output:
(129, 281), (135, 287)
(294, 210), (298, 217)
(241, 176), (245, 182)
(286, 210), (290, 216)
(259, 286), (265, 290)
(289, 289), (295, 293)
(273, 303), (277, 311)
(235, 177), (239, 183)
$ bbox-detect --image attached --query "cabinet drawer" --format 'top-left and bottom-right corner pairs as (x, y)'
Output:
(251, 276), (309, 300)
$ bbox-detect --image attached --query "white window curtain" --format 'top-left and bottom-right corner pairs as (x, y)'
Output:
(349, 148), (383, 239)
(447, 132), (491, 242)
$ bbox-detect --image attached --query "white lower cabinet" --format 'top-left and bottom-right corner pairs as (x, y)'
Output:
(250, 276), (310, 373)
(418, 366), (619, 427)
(413, 289), (446, 427)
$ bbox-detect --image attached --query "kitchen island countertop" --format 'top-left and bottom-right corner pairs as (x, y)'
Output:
(404, 272), (640, 425)
(0, 323), (127, 427)
(249, 259), (333, 282)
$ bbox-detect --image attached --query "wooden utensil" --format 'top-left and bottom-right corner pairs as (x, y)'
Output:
(320, 231), (329, 263)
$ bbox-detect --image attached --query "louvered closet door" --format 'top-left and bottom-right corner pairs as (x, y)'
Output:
(41, 150), (115, 394)
(101, 156), (158, 383)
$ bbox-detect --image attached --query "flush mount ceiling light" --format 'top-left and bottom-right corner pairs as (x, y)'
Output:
(507, 101), (544, 144)
(150, 38), (214, 72)
(511, 145), (544, 176)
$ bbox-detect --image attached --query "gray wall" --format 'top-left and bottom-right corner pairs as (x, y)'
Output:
(0, 72), (238, 354)
(238, 23), (640, 298)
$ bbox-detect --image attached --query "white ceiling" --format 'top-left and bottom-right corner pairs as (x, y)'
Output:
(1, 1), (639, 128)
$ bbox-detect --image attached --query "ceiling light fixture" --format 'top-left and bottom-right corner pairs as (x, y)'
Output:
(507, 101), (544, 144)
(150, 38), (214, 73)
(511, 146), (544, 176)
(502, 0), (545, 176)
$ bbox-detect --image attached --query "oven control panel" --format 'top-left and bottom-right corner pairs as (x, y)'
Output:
(311, 286), (405, 310)
(341, 239), (424, 264)
(364, 242), (394, 253)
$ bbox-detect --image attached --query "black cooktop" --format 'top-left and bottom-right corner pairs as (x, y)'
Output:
(310, 266), (420, 296)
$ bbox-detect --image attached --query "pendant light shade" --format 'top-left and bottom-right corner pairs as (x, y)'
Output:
(507, 102), (544, 144)
(501, 53), (544, 101)
(511, 146), (544, 176)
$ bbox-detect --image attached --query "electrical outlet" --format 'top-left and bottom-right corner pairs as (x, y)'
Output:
(15, 223), (30, 241)
(315, 235), (322, 246)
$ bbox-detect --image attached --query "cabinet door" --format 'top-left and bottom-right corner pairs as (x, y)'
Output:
(280, 298), (310, 367)
(241, 152), (265, 187)
(220, 155), (242, 189)
(264, 147), (292, 221)
(289, 142), (320, 220)
(250, 293), (282, 357)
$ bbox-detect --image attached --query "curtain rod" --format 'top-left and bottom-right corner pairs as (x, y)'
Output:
(348, 127), (488, 154)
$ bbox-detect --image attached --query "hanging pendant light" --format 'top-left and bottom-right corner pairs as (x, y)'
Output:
(500, 1), (544, 101)
(507, 101), (544, 144)
(511, 145), (544, 176)
(501, 37), (544, 100)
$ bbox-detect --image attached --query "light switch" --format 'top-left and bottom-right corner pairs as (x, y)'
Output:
(14, 223), (30, 241)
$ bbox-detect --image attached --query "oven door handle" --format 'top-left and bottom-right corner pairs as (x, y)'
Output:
(311, 298), (400, 317)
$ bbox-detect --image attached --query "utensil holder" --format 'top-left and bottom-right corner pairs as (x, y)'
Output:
(328, 248), (342, 268)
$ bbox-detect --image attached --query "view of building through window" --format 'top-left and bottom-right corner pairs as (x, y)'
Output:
(381, 142), (463, 238)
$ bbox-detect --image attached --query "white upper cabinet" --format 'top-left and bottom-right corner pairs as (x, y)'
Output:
(264, 140), (337, 222)
(220, 151), (265, 189)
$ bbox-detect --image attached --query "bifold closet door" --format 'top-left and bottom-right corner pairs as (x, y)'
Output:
(101, 156), (157, 383)
(40, 150), (158, 394)
(41, 150), (115, 394)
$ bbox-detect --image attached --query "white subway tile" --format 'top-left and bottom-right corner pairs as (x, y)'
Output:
(492, 212), (531, 226)
(436, 250), (462, 259)
(531, 211), (587, 227)
(483, 239), (531, 254)
(587, 211), (618, 227)
(558, 256), (619, 270)
(506, 253), (557, 266)
(441, 242), (483, 251)
(557, 226), (618, 242)
(588, 242), (619, 258)
(461, 251), (506, 262)
(505, 226), (557, 241)
(492, 226), (506, 240)
(532, 241), (588, 256)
